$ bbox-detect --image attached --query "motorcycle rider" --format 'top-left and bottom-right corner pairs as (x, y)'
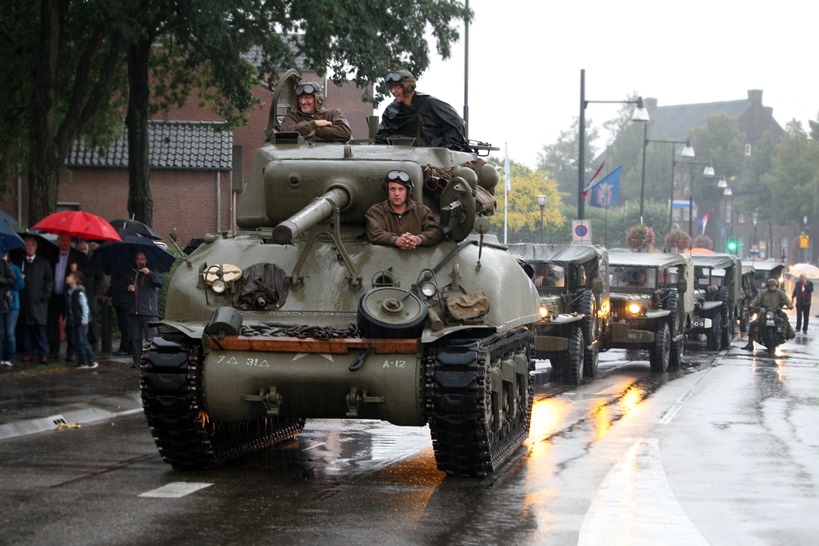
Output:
(742, 278), (794, 351)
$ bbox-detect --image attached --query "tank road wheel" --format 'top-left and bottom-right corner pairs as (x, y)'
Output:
(141, 333), (305, 470)
(649, 322), (670, 373)
(560, 326), (585, 386)
(426, 328), (534, 477)
(707, 313), (722, 351)
(574, 290), (599, 378)
(663, 291), (684, 372)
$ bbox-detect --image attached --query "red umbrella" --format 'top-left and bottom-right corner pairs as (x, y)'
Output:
(32, 211), (122, 242)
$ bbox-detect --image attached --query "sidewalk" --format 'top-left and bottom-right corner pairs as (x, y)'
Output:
(0, 349), (142, 441)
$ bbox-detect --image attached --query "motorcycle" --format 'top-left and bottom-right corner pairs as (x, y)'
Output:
(748, 305), (792, 354)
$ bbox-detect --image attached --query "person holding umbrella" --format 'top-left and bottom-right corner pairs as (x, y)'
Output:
(126, 251), (164, 368)
(14, 236), (53, 364)
(0, 250), (25, 367)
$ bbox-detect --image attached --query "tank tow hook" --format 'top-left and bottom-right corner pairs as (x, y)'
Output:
(241, 388), (283, 416)
(348, 348), (374, 372)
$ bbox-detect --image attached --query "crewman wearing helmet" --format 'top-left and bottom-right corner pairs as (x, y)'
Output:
(280, 80), (352, 142)
(742, 277), (795, 351)
(375, 70), (471, 153)
(365, 170), (443, 249)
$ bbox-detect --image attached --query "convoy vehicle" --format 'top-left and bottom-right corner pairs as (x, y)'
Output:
(140, 71), (541, 477)
(743, 259), (786, 290)
(507, 244), (609, 385)
(689, 254), (742, 350)
(748, 304), (789, 354)
(739, 264), (759, 332)
(603, 252), (694, 371)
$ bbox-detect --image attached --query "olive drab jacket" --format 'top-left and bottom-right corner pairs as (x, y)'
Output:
(281, 108), (352, 142)
(750, 288), (792, 310)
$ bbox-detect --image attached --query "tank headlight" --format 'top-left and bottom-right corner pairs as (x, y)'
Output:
(540, 305), (549, 320)
(627, 302), (643, 316)
(211, 278), (226, 293)
(420, 281), (437, 298)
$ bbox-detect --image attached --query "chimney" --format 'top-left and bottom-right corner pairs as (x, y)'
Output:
(748, 89), (763, 105)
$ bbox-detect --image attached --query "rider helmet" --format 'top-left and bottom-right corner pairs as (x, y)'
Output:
(766, 278), (779, 288)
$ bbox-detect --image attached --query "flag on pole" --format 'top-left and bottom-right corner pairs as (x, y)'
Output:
(504, 143), (511, 192)
(589, 165), (622, 209)
(581, 160), (607, 197)
(700, 211), (710, 235)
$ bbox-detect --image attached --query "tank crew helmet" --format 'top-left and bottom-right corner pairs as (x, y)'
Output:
(294, 81), (325, 107)
(384, 169), (414, 192)
(385, 70), (416, 94)
(766, 278), (779, 288)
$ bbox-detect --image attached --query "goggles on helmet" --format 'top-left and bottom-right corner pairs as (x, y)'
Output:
(385, 170), (411, 183)
(295, 83), (318, 96)
(385, 71), (405, 84)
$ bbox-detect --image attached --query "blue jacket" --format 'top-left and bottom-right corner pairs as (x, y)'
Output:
(8, 262), (24, 311)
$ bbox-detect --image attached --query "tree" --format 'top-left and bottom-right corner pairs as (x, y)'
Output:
(485, 159), (565, 244)
(536, 118), (596, 198)
(765, 120), (819, 227)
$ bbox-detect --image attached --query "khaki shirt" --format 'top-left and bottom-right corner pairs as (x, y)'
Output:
(281, 107), (351, 142)
(365, 199), (443, 247)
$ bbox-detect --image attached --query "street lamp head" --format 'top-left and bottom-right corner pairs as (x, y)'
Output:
(723, 187), (733, 196)
(631, 97), (650, 122)
(537, 194), (548, 207)
(717, 177), (727, 189)
(703, 161), (715, 177)
(681, 139), (695, 159)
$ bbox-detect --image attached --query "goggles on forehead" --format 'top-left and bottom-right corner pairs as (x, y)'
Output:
(385, 71), (405, 84)
(385, 170), (411, 183)
(295, 83), (318, 96)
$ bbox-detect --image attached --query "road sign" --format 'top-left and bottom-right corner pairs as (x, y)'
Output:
(800, 235), (810, 248)
(572, 220), (592, 244)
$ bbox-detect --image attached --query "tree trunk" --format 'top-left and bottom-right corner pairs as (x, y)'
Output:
(27, 0), (61, 224)
(126, 38), (153, 226)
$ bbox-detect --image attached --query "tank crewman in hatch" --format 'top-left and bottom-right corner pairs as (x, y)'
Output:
(375, 70), (472, 153)
(366, 170), (444, 249)
(280, 81), (352, 142)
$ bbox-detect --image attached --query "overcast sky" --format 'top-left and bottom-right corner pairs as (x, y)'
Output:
(377, 0), (818, 169)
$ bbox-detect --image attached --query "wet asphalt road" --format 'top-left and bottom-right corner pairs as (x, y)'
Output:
(0, 324), (817, 545)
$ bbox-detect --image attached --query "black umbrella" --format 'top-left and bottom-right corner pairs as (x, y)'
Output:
(90, 234), (176, 276)
(108, 219), (162, 241)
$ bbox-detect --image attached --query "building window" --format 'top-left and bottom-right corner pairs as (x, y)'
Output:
(745, 143), (752, 156)
(737, 213), (745, 224)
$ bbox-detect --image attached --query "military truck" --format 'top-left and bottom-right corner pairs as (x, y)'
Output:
(603, 252), (694, 371)
(689, 254), (742, 350)
(738, 263), (759, 332)
(140, 71), (541, 477)
(743, 259), (786, 290)
(507, 244), (609, 385)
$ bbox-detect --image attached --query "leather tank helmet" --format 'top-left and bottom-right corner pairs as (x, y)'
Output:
(294, 81), (325, 107)
(385, 70), (416, 95)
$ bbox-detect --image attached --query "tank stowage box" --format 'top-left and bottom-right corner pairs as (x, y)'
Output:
(141, 77), (540, 477)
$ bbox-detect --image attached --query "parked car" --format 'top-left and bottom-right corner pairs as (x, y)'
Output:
(690, 254), (742, 350)
(508, 244), (609, 385)
(603, 252), (694, 372)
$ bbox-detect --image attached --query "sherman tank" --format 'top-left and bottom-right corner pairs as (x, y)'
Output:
(140, 73), (541, 477)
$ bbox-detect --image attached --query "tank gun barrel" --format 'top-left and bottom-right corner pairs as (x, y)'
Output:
(272, 187), (350, 244)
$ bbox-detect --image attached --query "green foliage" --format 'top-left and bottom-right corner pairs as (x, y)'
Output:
(764, 121), (819, 226)
(484, 159), (566, 243)
(688, 114), (746, 180)
(537, 118), (598, 198)
(585, 200), (669, 248)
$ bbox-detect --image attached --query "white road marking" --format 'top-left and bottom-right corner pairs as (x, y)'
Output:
(139, 482), (213, 498)
(578, 438), (708, 546)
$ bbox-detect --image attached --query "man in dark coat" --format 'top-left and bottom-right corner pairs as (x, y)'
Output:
(15, 236), (54, 364)
(791, 273), (813, 333)
(375, 70), (472, 153)
(76, 240), (105, 349)
(126, 251), (164, 368)
(47, 232), (89, 361)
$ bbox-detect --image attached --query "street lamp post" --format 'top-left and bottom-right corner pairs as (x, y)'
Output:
(638, 131), (695, 225)
(724, 186), (733, 241)
(578, 69), (649, 220)
(537, 194), (547, 244)
(687, 160), (715, 245)
(752, 210), (759, 260)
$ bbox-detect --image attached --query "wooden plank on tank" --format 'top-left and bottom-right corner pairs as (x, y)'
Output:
(207, 336), (418, 354)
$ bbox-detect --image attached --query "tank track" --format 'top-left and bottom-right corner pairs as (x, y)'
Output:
(425, 327), (534, 477)
(140, 333), (305, 470)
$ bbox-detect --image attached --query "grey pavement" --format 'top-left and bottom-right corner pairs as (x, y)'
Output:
(0, 346), (142, 441)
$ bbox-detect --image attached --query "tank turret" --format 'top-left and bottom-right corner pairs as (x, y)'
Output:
(141, 74), (540, 477)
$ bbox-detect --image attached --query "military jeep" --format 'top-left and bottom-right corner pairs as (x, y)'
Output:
(508, 244), (609, 385)
(603, 252), (694, 372)
(693, 254), (743, 349)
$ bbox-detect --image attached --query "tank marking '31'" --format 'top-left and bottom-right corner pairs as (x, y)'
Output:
(142, 75), (540, 477)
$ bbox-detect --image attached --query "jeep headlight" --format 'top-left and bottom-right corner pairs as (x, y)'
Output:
(540, 305), (549, 320)
(627, 302), (643, 316)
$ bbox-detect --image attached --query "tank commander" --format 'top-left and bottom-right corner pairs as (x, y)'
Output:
(280, 81), (352, 142)
(375, 70), (472, 153)
(366, 170), (443, 249)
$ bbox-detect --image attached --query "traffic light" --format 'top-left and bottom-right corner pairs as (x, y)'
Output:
(726, 237), (737, 254)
